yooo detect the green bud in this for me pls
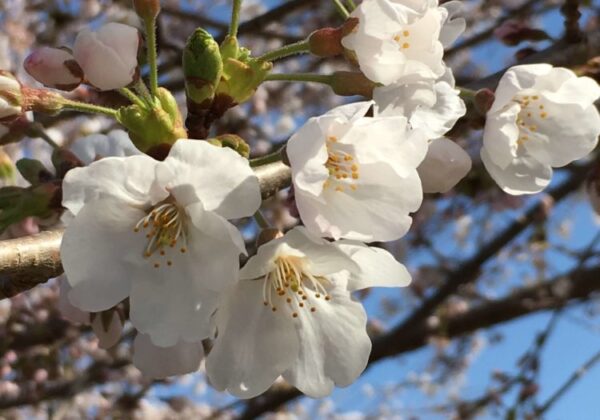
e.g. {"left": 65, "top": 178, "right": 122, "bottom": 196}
{"left": 16, "top": 158, "right": 53, "bottom": 185}
{"left": 217, "top": 53, "right": 272, "bottom": 105}
{"left": 183, "top": 28, "right": 223, "bottom": 107}
{"left": 117, "top": 88, "right": 187, "bottom": 152}
{"left": 208, "top": 134, "right": 250, "bottom": 158}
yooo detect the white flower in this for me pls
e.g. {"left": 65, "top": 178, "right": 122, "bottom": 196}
{"left": 0, "top": 72, "right": 21, "bottom": 120}
{"left": 417, "top": 137, "right": 471, "bottom": 193}
{"left": 287, "top": 102, "right": 427, "bottom": 242}
{"left": 60, "top": 140, "right": 261, "bottom": 347}
{"left": 342, "top": 0, "right": 464, "bottom": 85}
{"left": 481, "top": 64, "right": 600, "bottom": 195}
{"left": 24, "top": 47, "right": 83, "bottom": 91}
{"left": 133, "top": 333, "right": 204, "bottom": 379}
{"left": 70, "top": 129, "right": 141, "bottom": 165}
{"left": 73, "top": 22, "right": 140, "bottom": 91}
{"left": 375, "top": 68, "right": 466, "bottom": 140}
{"left": 206, "top": 227, "right": 411, "bottom": 398}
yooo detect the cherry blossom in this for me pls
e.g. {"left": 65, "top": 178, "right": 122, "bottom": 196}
{"left": 206, "top": 227, "right": 411, "bottom": 398}
{"left": 73, "top": 22, "right": 140, "bottom": 91}
{"left": 24, "top": 47, "right": 83, "bottom": 91}
{"left": 418, "top": 137, "right": 471, "bottom": 193}
{"left": 481, "top": 64, "right": 600, "bottom": 195}
{"left": 60, "top": 140, "right": 261, "bottom": 347}
{"left": 287, "top": 101, "right": 427, "bottom": 242}
{"left": 342, "top": 0, "right": 465, "bottom": 85}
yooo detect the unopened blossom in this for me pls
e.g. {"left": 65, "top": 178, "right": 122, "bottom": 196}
{"left": 61, "top": 140, "right": 261, "bottom": 347}
{"left": 24, "top": 47, "right": 83, "bottom": 91}
{"left": 206, "top": 227, "right": 411, "bottom": 398}
{"left": 133, "top": 334, "right": 203, "bottom": 379}
{"left": 481, "top": 64, "right": 600, "bottom": 195}
{"left": 0, "top": 72, "right": 21, "bottom": 120}
{"left": 73, "top": 22, "right": 140, "bottom": 91}
{"left": 342, "top": 0, "right": 465, "bottom": 85}
{"left": 418, "top": 137, "right": 471, "bottom": 193}
{"left": 375, "top": 69, "right": 466, "bottom": 140}
{"left": 287, "top": 101, "right": 427, "bottom": 241}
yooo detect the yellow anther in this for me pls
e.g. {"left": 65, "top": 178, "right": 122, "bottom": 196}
{"left": 403, "top": 30, "right": 410, "bottom": 36}
{"left": 335, "top": 186, "right": 344, "bottom": 192}
{"left": 541, "top": 112, "right": 548, "bottom": 119}
{"left": 402, "top": 42, "right": 410, "bottom": 49}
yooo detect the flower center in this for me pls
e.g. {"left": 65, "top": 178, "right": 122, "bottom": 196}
{"left": 133, "top": 201, "right": 188, "bottom": 268}
{"left": 262, "top": 255, "right": 331, "bottom": 318}
{"left": 393, "top": 30, "right": 411, "bottom": 50}
{"left": 323, "top": 135, "right": 360, "bottom": 193}
{"left": 513, "top": 93, "right": 549, "bottom": 146}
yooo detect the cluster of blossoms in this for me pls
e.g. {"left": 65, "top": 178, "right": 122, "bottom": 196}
{"left": 0, "top": 0, "right": 599, "bottom": 399}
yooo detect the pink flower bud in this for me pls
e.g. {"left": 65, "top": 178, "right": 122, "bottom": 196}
{"left": 73, "top": 22, "right": 140, "bottom": 91}
{"left": 24, "top": 47, "right": 83, "bottom": 91}
{"left": 133, "top": 0, "right": 161, "bottom": 20}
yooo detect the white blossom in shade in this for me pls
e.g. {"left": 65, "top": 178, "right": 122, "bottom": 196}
{"left": 418, "top": 137, "right": 471, "bottom": 193}
{"left": 0, "top": 72, "right": 21, "bottom": 120}
{"left": 73, "top": 22, "right": 140, "bottom": 91}
{"left": 24, "top": 47, "right": 83, "bottom": 91}
{"left": 481, "top": 64, "right": 600, "bottom": 195}
{"left": 57, "top": 276, "right": 123, "bottom": 349}
{"left": 206, "top": 227, "right": 411, "bottom": 398}
{"left": 133, "top": 333, "right": 204, "bottom": 379}
{"left": 70, "top": 130, "right": 140, "bottom": 164}
{"left": 287, "top": 101, "right": 427, "bottom": 242}
{"left": 342, "top": 0, "right": 464, "bottom": 85}
{"left": 375, "top": 68, "right": 466, "bottom": 140}
{"left": 60, "top": 140, "right": 261, "bottom": 347}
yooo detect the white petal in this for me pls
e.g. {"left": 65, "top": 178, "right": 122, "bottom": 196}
{"left": 490, "top": 64, "right": 553, "bottom": 113}
{"left": 157, "top": 140, "right": 260, "bottom": 219}
{"left": 418, "top": 137, "right": 472, "bottom": 193}
{"left": 337, "top": 241, "right": 412, "bottom": 291}
{"left": 481, "top": 147, "right": 552, "bottom": 195}
{"left": 62, "top": 155, "right": 162, "bottom": 215}
{"left": 482, "top": 103, "right": 521, "bottom": 169}
{"left": 409, "top": 81, "right": 466, "bottom": 139}
{"left": 439, "top": 1, "right": 466, "bottom": 48}
{"left": 61, "top": 198, "right": 145, "bottom": 312}
{"left": 57, "top": 275, "right": 89, "bottom": 324}
{"left": 323, "top": 101, "right": 374, "bottom": 122}
{"left": 282, "top": 283, "right": 370, "bottom": 397}
{"left": 133, "top": 334, "right": 203, "bottom": 379}
{"left": 206, "top": 281, "right": 299, "bottom": 398}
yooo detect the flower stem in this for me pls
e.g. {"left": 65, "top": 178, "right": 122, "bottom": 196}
{"left": 459, "top": 87, "right": 477, "bottom": 100}
{"left": 332, "top": 0, "right": 350, "bottom": 18}
{"left": 344, "top": 0, "right": 357, "bottom": 10}
{"left": 264, "top": 73, "right": 333, "bottom": 85}
{"left": 28, "top": 124, "right": 59, "bottom": 149}
{"left": 254, "top": 210, "right": 271, "bottom": 229}
{"left": 144, "top": 16, "right": 159, "bottom": 97}
{"left": 119, "top": 88, "right": 146, "bottom": 108}
{"left": 134, "top": 79, "right": 154, "bottom": 105}
{"left": 61, "top": 99, "right": 118, "bottom": 117}
{"left": 250, "top": 148, "right": 284, "bottom": 167}
{"left": 229, "top": 0, "right": 243, "bottom": 38}
{"left": 257, "top": 40, "right": 311, "bottom": 62}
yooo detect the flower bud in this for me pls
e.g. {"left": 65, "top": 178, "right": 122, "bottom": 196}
{"left": 418, "top": 138, "right": 472, "bottom": 194}
{"left": 308, "top": 18, "right": 358, "bottom": 57}
{"left": 133, "top": 0, "right": 160, "bottom": 20}
{"left": 207, "top": 134, "right": 250, "bottom": 158}
{"left": 0, "top": 71, "right": 22, "bottom": 121}
{"left": 117, "top": 87, "right": 187, "bottom": 152}
{"left": 73, "top": 22, "right": 140, "bottom": 91}
{"left": 24, "top": 47, "right": 83, "bottom": 91}
{"left": 330, "top": 71, "right": 376, "bottom": 97}
{"left": 474, "top": 88, "right": 495, "bottom": 115}
{"left": 183, "top": 28, "right": 223, "bottom": 107}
